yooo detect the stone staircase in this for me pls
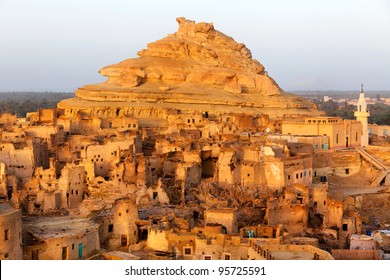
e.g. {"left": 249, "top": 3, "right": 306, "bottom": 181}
{"left": 370, "top": 170, "right": 390, "bottom": 187}
{"left": 356, "top": 147, "right": 390, "bottom": 186}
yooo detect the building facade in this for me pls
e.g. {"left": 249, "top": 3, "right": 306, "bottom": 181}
{"left": 282, "top": 117, "right": 362, "bottom": 149}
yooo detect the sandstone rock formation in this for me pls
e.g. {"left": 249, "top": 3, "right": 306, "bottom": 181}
{"left": 102, "top": 17, "right": 278, "bottom": 95}
{"left": 59, "top": 18, "right": 320, "bottom": 119}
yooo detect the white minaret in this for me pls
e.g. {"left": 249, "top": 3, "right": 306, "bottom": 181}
{"left": 354, "top": 84, "right": 370, "bottom": 147}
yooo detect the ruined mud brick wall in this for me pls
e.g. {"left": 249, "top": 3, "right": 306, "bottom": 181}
{"left": 204, "top": 209, "right": 238, "bottom": 234}
{"left": 25, "top": 125, "right": 63, "bottom": 153}
{"left": 146, "top": 227, "right": 170, "bottom": 251}
{"left": 323, "top": 200, "right": 343, "bottom": 229}
{"left": 310, "top": 185, "right": 329, "bottom": 215}
{"left": 0, "top": 163, "right": 7, "bottom": 199}
{"left": 0, "top": 143, "right": 34, "bottom": 186}
{"left": 267, "top": 201, "right": 308, "bottom": 234}
{"left": 0, "top": 113, "right": 17, "bottom": 128}
{"left": 339, "top": 213, "right": 363, "bottom": 247}
{"left": 58, "top": 164, "right": 87, "bottom": 209}
{"left": 85, "top": 140, "right": 136, "bottom": 177}
{"left": 0, "top": 203, "right": 22, "bottom": 260}
{"left": 332, "top": 249, "right": 381, "bottom": 260}
{"left": 106, "top": 198, "right": 138, "bottom": 249}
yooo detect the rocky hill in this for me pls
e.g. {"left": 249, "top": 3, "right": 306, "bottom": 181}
{"left": 59, "top": 18, "right": 321, "bottom": 118}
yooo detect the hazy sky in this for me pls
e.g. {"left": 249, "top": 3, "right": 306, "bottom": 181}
{"left": 0, "top": 0, "right": 389, "bottom": 92}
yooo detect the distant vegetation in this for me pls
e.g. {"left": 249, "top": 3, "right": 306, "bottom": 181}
{"left": 292, "top": 90, "right": 390, "bottom": 100}
{"left": 1, "top": 90, "right": 389, "bottom": 125}
{"left": 292, "top": 90, "right": 390, "bottom": 125}
{"left": 0, "top": 92, "right": 74, "bottom": 117}
{"left": 318, "top": 100, "right": 390, "bottom": 125}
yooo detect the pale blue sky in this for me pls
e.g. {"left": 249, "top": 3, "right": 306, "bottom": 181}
{"left": 0, "top": 0, "right": 389, "bottom": 92}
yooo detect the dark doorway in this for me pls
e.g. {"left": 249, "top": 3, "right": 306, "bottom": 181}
{"left": 202, "top": 158, "right": 216, "bottom": 178}
{"left": 139, "top": 227, "right": 148, "bottom": 241}
{"left": 272, "top": 227, "right": 277, "bottom": 238}
{"left": 193, "top": 210, "right": 199, "bottom": 219}
{"left": 346, "top": 137, "right": 349, "bottom": 147}
{"left": 62, "top": 247, "right": 68, "bottom": 260}
{"left": 121, "top": 235, "right": 127, "bottom": 247}
{"left": 32, "top": 250, "right": 39, "bottom": 260}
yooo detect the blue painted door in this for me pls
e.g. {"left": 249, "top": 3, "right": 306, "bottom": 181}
{"left": 78, "top": 243, "right": 83, "bottom": 259}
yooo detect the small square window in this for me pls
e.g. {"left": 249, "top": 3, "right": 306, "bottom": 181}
{"left": 184, "top": 248, "right": 192, "bottom": 255}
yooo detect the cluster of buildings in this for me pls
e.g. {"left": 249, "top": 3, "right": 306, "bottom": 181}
{"left": 0, "top": 87, "right": 389, "bottom": 261}
{"left": 2, "top": 18, "right": 390, "bottom": 261}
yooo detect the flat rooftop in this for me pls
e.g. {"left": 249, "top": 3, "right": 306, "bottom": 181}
{"left": 0, "top": 203, "right": 20, "bottom": 216}
{"left": 23, "top": 216, "right": 99, "bottom": 239}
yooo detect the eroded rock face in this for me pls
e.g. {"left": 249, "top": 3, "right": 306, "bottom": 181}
{"left": 100, "top": 17, "right": 279, "bottom": 95}
{"left": 59, "top": 17, "right": 320, "bottom": 118}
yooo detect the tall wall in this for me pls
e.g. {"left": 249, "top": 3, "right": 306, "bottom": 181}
{"left": 0, "top": 143, "right": 34, "bottom": 186}
{"left": 204, "top": 209, "right": 237, "bottom": 234}
{"left": 0, "top": 203, "right": 22, "bottom": 260}
{"left": 107, "top": 198, "right": 139, "bottom": 249}
{"left": 58, "top": 164, "right": 87, "bottom": 208}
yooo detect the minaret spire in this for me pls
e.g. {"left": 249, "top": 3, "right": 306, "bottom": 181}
{"left": 354, "top": 84, "right": 370, "bottom": 147}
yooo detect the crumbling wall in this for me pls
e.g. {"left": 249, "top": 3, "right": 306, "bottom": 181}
{"left": 146, "top": 228, "right": 170, "bottom": 251}
{"left": 0, "top": 143, "right": 34, "bottom": 186}
{"left": 263, "top": 159, "right": 285, "bottom": 191}
{"left": 323, "top": 199, "right": 343, "bottom": 230}
{"left": 331, "top": 249, "right": 381, "bottom": 260}
{"left": 0, "top": 204, "right": 22, "bottom": 260}
{"left": 267, "top": 200, "right": 308, "bottom": 234}
{"left": 310, "top": 185, "right": 328, "bottom": 215}
{"left": 204, "top": 209, "right": 237, "bottom": 234}
{"left": 107, "top": 198, "right": 139, "bottom": 249}
{"left": 58, "top": 164, "right": 87, "bottom": 209}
